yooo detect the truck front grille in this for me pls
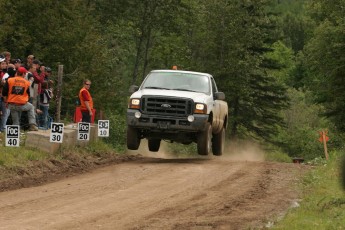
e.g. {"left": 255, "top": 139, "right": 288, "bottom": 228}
{"left": 141, "top": 96, "right": 193, "bottom": 116}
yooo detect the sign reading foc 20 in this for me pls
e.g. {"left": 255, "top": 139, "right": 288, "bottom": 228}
{"left": 78, "top": 122, "right": 90, "bottom": 141}
{"left": 6, "top": 125, "right": 20, "bottom": 147}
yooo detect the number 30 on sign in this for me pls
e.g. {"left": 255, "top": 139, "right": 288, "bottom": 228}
{"left": 50, "top": 123, "right": 64, "bottom": 143}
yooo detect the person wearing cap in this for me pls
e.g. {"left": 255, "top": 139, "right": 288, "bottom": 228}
{"left": 78, "top": 79, "right": 93, "bottom": 123}
{"left": 0, "top": 56, "right": 7, "bottom": 80}
{"left": 3, "top": 51, "right": 11, "bottom": 64}
{"left": 0, "top": 56, "right": 6, "bottom": 130}
{"left": 2, "top": 67, "right": 39, "bottom": 131}
{"left": 12, "top": 58, "right": 22, "bottom": 70}
{"left": 25, "top": 54, "right": 35, "bottom": 70}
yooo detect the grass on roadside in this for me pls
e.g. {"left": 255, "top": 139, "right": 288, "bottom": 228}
{"left": 273, "top": 150, "right": 345, "bottom": 229}
{"left": 0, "top": 138, "right": 118, "bottom": 169}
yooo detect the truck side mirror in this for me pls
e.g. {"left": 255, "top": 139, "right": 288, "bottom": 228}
{"left": 129, "top": 85, "right": 139, "bottom": 93}
{"left": 215, "top": 92, "right": 225, "bottom": 100}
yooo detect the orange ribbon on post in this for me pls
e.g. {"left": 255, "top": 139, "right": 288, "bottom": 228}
{"left": 318, "top": 130, "right": 329, "bottom": 160}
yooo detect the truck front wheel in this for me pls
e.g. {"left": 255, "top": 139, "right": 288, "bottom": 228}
{"left": 148, "top": 139, "right": 161, "bottom": 152}
{"left": 127, "top": 126, "right": 141, "bottom": 150}
{"left": 197, "top": 123, "right": 212, "bottom": 155}
{"left": 212, "top": 127, "right": 225, "bottom": 156}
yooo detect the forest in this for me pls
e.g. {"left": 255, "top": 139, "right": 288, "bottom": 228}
{"left": 0, "top": 0, "right": 344, "bottom": 158}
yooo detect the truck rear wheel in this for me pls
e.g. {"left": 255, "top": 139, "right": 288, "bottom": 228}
{"left": 197, "top": 123, "right": 212, "bottom": 155}
{"left": 148, "top": 139, "right": 161, "bottom": 152}
{"left": 212, "top": 127, "right": 225, "bottom": 156}
{"left": 127, "top": 126, "right": 141, "bottom": 150}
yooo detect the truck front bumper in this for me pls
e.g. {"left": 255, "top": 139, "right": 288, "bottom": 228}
{"left": 127, "top": 109, "right": 209, "bottom": 133}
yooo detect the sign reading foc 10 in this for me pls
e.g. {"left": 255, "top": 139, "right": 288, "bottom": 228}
{"left": 98, "top": 120, "right": 110, "bottom": 137}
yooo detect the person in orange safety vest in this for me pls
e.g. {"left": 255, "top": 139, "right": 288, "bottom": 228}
{"left": 2, "top": 67, "right": 38, "bottom": 131}
{"left": 78, "top": 79, "right": 93, "bottom": 123}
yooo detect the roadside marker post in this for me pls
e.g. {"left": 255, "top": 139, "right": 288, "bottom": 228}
{"left": 318, "top": 130, "right": 329, "bottom": 160}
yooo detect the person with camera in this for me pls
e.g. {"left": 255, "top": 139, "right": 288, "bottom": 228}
{"left": 2, "top": 67, "right": 38, "bottom": 131}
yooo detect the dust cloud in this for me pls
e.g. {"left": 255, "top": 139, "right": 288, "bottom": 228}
{"left": 127, "top": 139, "right": 265, "bottom": 162}
{"left": 126, "top": 139, "right": 177, "bottom": 159}
{"left": 221, "top": 140, "right": 265, "bottom": 162}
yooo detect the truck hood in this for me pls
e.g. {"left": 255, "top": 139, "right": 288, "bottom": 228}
{"left": 131, "top": 89, "right": 210, "bottom": 103}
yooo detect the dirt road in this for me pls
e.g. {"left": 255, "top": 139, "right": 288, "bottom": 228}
{"left": 0, "top": 154, "right": 304, "bottom": 230}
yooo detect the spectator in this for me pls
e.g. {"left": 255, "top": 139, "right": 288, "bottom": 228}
{"left": 44, "top": 67, "right": 53, "bottom": 81}
{"left": 0, "top": 56, "right": 9, "bottom": 131}
{"left": 78, "top": 79, "right": 93, "bottom": 123}
{"left": 0, "top": 55, "right": 7, "bottom": 79}
{"left": 2, "top": 51, "right": 11, "bottom": 64}
{"left": 2, "top": 67, "right": 38, "bottom": 131}
{"left": 12, "top": 58, "right": 22, "bottom": 69}
{"left": 25, "top": 54, "right": 35, "bottom": 70}
{"left": 26, "top": 65, "right": 36, "bottom": 103}
{"left": 38, "top": 81, "right": 53, "bottom": 129}
{"left": 31, "top": 61, "right": 45, "bottom": 94}
{"left": 2, "top": 63, "right": 16, "bottom": 81}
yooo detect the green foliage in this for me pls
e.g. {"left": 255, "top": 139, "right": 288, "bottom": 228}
{"left": 272, "top": 89, "right": 331, "bottom": 161}
{"left": 0, "top": 146, "right": 48, "bottom": 167}
{"left": 0, "top": 0, "right": 344, "bottom": 155}
{"left": 274, "top": 151, "right": 345, "bottom": 229}
{"left": 304, "top": 0, "right": 345, "bottom": 131}
{"left": 105, "top": 111, "right": 127, "bottom": 153}
{"left": 166, "top": 142, "right": 198, "bottom": 157}
{"left": 264, "top": 149, "right": 292, "bottom": 163}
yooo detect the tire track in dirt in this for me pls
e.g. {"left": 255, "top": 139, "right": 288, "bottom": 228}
{"left": 0, "top": 157, "right": 305, "bottom": 230}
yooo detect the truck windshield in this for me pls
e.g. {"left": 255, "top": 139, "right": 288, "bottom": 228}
{"left": 141, "top": 72, "right": 210, "bottom": 94}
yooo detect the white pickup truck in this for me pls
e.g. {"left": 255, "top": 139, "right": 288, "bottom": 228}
{"left": 127, "top": 69, "right": 228, "bottom": 155}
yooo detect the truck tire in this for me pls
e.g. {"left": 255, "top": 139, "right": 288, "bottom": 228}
{"left": 212, "top": 127, "right": 225, "bottom": 156}
{"left": 148, "top": 139, "right": 161, "bottom": 152}
{"left": 197, "top": 122, "right": 212, "bottom": 155}
{"left": 127, "top": 126, "right": 140, "bottom": 150}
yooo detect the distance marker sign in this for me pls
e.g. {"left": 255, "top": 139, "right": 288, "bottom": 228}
{"left": 78, "top": 122, "right": 90, "bottom": 141}
{"left": 98, "top": 120, "right": 110, "bottom": 137}
{"left": 6, "top": 125, "right": 20, "bottom": 147}
{"left": 50, "top": 123, "right": 64, "bottom": 143}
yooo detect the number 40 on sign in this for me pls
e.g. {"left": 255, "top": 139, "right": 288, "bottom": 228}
{"left": 6, "top": 125, "right": 20, "bottom": 147}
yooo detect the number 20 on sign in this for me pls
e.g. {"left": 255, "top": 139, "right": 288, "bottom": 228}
{"left": 78, "top": 122, "right": 90, "bottom": 141}
{"left": 6, "top": 125, "right": 20, "bottom": 147}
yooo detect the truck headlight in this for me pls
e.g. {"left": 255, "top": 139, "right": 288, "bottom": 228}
{"left": 187, "top": 115, "right": 195, "bottom": 122}
{"left": 129, "top": 98, "right": 140, "bottom": 109}
{"left": 194, "top": 103, "right": 207, "bottom": 114}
